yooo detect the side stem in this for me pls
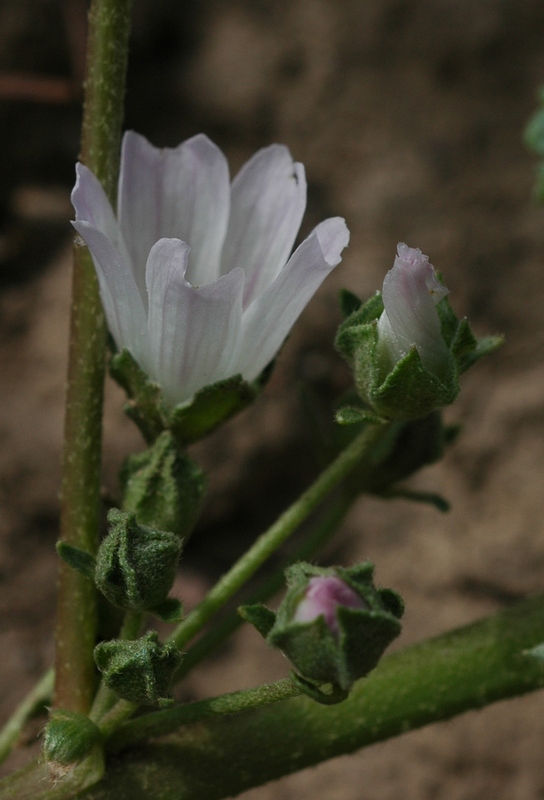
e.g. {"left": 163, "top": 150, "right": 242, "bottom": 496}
{"left": 54, "top": 0, "right": 132, "bottom": 713}
{"left": 168, "top": 422, "right": 387, "bottom": 652}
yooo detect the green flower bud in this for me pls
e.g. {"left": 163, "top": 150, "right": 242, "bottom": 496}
{"left": 94, "top": 632, "right": 182, "bottom": 706}
{"left": 43, "top": 710, "right": 102, "bottom": 768}
{"left": 120, "top": 431, "right": 206, "bottom": 540}
{"left": 241, "top": 562, "right": 403, "bottom": 702}
{"left": 95, "top": 509, "right": 182, "bottom": 615}
{"left": 336, "top": 245, "right": 502, "bottom": 421}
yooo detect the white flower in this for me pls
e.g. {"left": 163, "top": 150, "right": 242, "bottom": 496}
{"left": 377, "top": 243, "right": 450, "bottom": 377}
{"left": 72, "top": 132, "right": 349, "bottom": 408}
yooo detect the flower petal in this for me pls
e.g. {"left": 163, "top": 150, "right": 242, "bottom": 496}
{"left": 145, "top": 238, "right": 244, "bottom": 407}
{"left": 235, "top": 217, "right": 349, "bottom": 381}
{"left": 72, "top": 163, "right": 120, "bottom": 246}
{"left": 220, "top": 145, "right": 307, "bottom": 308}
{"left": 72, "top": 220, "right": 148, "bottom": 364}
{"left": 378, "top": 244, "right": 450, "bottom": 374}
{"left": 118, "top": 131, "right": 230, "bottom": 290}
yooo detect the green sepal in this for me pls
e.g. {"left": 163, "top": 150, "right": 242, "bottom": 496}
{"left": 120, "top": 431, "right": 206, "bottom": 540}
{"left": 335, "top": 406, "right": 383, "bottom": 426}
{"left": 260, "top": 562, "right": 403, "bottom": 695}
{"left": 338, "top": 288, "right": 363, "bottom": 318}
{"left": 95, "top": 509, "right": 182, "bottom": 612}
{"left": 56, "top": 542, "right": 96, "bottom": 580}
{"left": 109, "top": 349, "right": 268, "bottom": 446}
{"left": 238, "top": 604, "right": 277, "bottom": 638}
{"left": 369, "top": 344, "right": 458, "bottom": 420}
{"left": 94, "top": 631, "right": 182, "bottom": 706}
{"left": 43, "top": 710, "right": 102, "bottom": 767}
{"left": 110, "top": 349, "right": 166, "bottom": 444}
{"left": 380, "top": 487, "right": 450, "bottom": 512}
{"left": 289, "top": 672, "right": 349, "bottom": 706}
{"left": 524, "top": 642, "right": 544, "bottom": 661}
{"left": 169, "top": 374, "right": 259, "bottom": 448}
{"left": 151, "top": 597, "right": 183, "bottom": 623}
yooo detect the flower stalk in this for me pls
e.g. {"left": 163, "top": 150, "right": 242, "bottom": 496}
{"left": 54, "top": 0, "right": 132, "bottom": 713}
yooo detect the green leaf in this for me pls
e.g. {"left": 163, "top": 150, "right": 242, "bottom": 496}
{"left": 151, "top": 597, "right": 183, "bottom": 623}
{"left": 238, "top": 604, "right": 277, "bottom": 638}
{"left": 56, "top": 542, "right": 96, "bottom": 580}
{"left": 338, "top": 288, "right": 362, "bottom": 318}
{"left": 335, "top": 406, "right": 382, "bottom": 426}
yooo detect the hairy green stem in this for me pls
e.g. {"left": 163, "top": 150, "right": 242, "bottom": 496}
{"left": 3, "top": 596, "right": 544, "bottom": 800}
{"left": 0, "top": 669, "right": 54, "bottom": 766}
{"left": 109, "top": 678, "right": 301, "bottom": 750}
{"left": 54, "top": 0, "right": 132, "bottom": 714}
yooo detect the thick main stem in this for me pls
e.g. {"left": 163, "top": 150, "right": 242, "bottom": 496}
{"left": 54, "top": 0, "right": 132, "bottom": 713}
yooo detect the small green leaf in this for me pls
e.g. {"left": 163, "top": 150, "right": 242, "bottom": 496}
{"left": 151, "top": 597, "right": 183, "bottom": 623}
{"left": 238, "top": 604, "right": 277, "bottom": 638}
{"left": 56, "top": 542, "right": 96, "bottom": 580}
{"left": 338, "top": 288, "right": 362, "bottom": 318}
{"left": 335, "top": 406, "right": 382, "bottom": 426}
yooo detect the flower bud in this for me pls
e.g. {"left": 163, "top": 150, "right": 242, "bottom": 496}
{"left": 95, "top": 509, "right": 182, "bottom": 617}
{"left": 94, "top": 631, "right": 182, "bottom": 706}
{"left": 43, "top": 710, "right": 102, "bottom": 768}
{"left": 241, "top": 562, "right": 403, "bottom": 702}
{"left": 335, "top": 244, "right": 502, "bottom": 420}
{"left": 120, "top": 431, "right": 206, "bottom": 540}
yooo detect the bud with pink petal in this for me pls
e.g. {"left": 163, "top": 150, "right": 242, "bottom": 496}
{"left": 336, "top": 243, "right": 502, "bottom": 421}
{"left": 240, "top": 562, "right": 403, "bottom": 704}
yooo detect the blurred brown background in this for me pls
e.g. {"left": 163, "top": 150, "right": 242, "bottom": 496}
{"left": 2, "top": 0, "right": 544, "bottom": 797}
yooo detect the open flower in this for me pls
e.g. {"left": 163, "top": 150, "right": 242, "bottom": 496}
{"left": 377, "top": 243, "right": 450, "bottom": 378}
{"left": 72, "top": 132, "right": 349, "bottom": 409}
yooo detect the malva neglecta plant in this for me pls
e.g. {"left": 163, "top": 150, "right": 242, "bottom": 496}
{"left": 1, "top": 2, "right": 544, "bottom": 799}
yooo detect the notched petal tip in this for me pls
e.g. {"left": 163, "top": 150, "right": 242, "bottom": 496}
{"left": 314, "top": 217, "right": 350, "bottom": 267}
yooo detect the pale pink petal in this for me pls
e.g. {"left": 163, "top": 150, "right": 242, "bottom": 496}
{"left": 235, "top": 217, "right": 349, "bottom": 381}
{"left": 220, "top": 145, "right": 307, "bottom": 308}
{"left": 145, "top": 238, "right": 244, "bottom": 408}
{"left": 378, "top": 243, "right": 449, "bottom": 375}
{"left": 72, "top": 163, "right": 120, "bottom": 246}
{"left": 118, "top": 131, "right": 230, "bottom": 290}
{"left": 72, "top": 220, "right": 148, "bottom": 363}
{"left": 294, "top": 576, "right": 365, "bottom": 636}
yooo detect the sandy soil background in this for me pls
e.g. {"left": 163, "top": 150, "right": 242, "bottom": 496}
{"left": 2, "top": 1, "right": 544, "bottom": 798}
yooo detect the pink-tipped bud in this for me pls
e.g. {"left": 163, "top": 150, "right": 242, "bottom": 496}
{"left": 377, "top": 243, "right": 450, "bottom": 377}
{"left": 293, "top": 576, "right": 367, "bottom": 637}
